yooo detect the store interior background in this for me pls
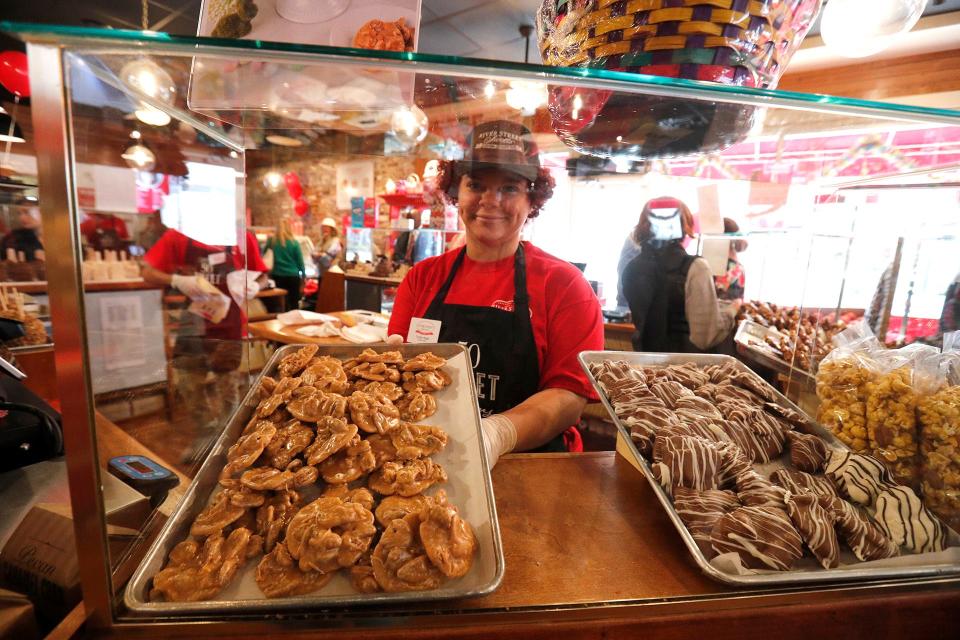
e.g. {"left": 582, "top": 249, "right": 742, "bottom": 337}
{"left": 0, "top": 6, "right": 957, "bottom": 634}
{"left": 0, "top": 2, "right": 958, "bottom": 454}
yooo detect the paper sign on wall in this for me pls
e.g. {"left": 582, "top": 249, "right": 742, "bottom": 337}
{"left": 100, "top": 295, "right": 147, "bottom": 371}
{"left": 337, "top": 161, "right": 375, "bottom": 210}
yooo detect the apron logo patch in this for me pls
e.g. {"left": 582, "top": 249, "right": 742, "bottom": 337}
{"left": 491, "top": 299, "right": 514, "bottom": 312}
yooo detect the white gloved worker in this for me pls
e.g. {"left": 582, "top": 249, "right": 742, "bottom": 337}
{"left": 171, "top": 273, "right": 210, "bottom": 300}
{"left": 480, "top": 414, "right": 517, "bottom": 470}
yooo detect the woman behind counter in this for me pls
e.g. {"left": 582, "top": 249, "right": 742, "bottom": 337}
{"left": 622, "top": 198, "right": 739, "bottom": 353}
{"left": 314, "top": 217, "right": 342, "bottom": 277}
{"left": 388, "top": 120, "right": 604, "bottom": 466}
{"left": 264, "top": 216, "right": 305, "bottom": 311}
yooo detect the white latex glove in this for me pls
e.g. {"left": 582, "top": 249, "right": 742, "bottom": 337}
{"left": 480, "top": 414, "right": 517, "bottom": 470}
{"left": 171, "top": 273, "right": 208, "bottom": 300}
{"left": 385, "top": 333, "right": 404, "bottom": 345}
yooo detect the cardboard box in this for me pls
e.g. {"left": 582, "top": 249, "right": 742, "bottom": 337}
{"left": 0, "top": 504, "right": 81, "bottom": 620}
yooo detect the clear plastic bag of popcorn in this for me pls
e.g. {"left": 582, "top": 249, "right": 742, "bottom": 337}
{"left": 815, "top": 322, "right": 881, "bottom": 453}
{"left": 917, "top": 331, "right": 960, "bottom": 530}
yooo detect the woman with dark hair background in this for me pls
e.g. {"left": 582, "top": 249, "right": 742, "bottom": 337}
{"left": 387, "top": 120, "right": 604, "bottom": 467}
{"left": 622, "top": 197, "right": 739, "bottom": 353}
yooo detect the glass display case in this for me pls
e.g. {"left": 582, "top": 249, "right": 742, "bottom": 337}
{"left": 4, "top": 20, "right": 960, "bottom": 635}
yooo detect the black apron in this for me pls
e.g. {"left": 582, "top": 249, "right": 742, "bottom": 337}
{"left": 172, "top": 240, "right": 244, "bottom": 372}
{"left": 423, "top": 244, "right": 567, "bottom": 452}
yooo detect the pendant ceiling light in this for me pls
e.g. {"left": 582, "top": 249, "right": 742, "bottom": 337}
{"left": 389, "top": 105, "right": 428, "bottom": 147}
{"left": 120, "top": 2, "right": 177, "bottom": 126}
{"left": 121, "top": 142, "right": 156, "bottom": 171}
{"left": 506, "top": 81, "right": 547, "bottom": 116}
{"left": 821, "top": 0, "right": 926, "bottom": 58}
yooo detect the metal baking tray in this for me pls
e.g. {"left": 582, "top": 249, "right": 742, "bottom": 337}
{"left": 579, "top": 350, "right": 960, "bottom": 586}
{"left": 125, "top": 343, "right": 504, "bottom": 616}
{"left": 734, "top": 320, "right": 816, "bottom": 385}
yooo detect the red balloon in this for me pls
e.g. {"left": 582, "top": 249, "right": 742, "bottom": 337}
{"left": 293, "top": 197, "right": 309, "bottom": 217}
{"left": 284, "top": 171, "right": 303, "bottom": 199}
{"left": 0, "top": 51, "right": 30, "bottom": 98}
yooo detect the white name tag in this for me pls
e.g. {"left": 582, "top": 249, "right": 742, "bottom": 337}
{"left": 208, "top": 252, "right": 226, "bottom": 266}
{"left": 407, "top": 317, "right": 441, "bottom": 344}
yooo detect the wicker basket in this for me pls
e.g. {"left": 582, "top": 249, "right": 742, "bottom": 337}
{"left": 536, "top": 0, "right": 822, "bottom": 159}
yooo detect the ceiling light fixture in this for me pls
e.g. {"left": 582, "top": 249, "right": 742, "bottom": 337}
{"left": 134, "top": 104, "right": 172, "bottom": 127}
{"left": 263, "top": 171, "right": 284, "bottom": 190}
{"left": 821, "top": 0, "right": 926, "bottom": 58}
{"left": 265, "top": 134, "right": 304, "bottom": 147}
{"left": 121, "top": 142, "right": 156, "bottom": 171}
{"left": 506, "top": 81, "right": 547, "bottom": 116}
{"left": 483, "top": 80, "right": 495, "bottom": 99}
{"left": 120, "top": 56, "right": 177, "bottom": 126}
{"left": 389, "top": 105, "right": 428, "bottom": 147}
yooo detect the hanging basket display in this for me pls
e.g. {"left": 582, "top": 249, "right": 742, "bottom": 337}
{"left": 536, "top": 0, "right": 822, "bottom": 160}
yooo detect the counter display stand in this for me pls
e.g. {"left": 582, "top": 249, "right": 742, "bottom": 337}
{"left": 4, "top": 20, "right": 960, "bottom": 638}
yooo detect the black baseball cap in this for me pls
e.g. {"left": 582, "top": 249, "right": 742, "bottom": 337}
{"left": 457, "top": 120, "right": 541, "bottom": 182}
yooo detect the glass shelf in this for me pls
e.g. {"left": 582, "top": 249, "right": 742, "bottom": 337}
{"left": 4, "top": 21, "right": 960, "bottom": 171}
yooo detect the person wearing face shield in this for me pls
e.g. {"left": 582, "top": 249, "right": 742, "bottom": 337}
{"left": 387, "top": 120, "right": 604, "bottom": 468}
{"left": 621, "top": 198, "right": 740, "bottom": 354}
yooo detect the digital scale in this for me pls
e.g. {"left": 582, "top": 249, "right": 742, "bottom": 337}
{"left": 107, "top": 455, "right": 179, "bottom": 508}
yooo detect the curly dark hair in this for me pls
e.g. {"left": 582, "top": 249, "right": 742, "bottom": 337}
{"left": 434, "top": 160, "right": 556, "bottom": 218}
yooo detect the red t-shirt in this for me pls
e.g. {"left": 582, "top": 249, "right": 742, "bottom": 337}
{"left": 144, "top": 229, "right": 268, "bottom": 274}
{"left": 389, "top": 242, "right": 603, "bottom": 400}
{"left": 80, "top": 214, "right": 129, "bottom": 243}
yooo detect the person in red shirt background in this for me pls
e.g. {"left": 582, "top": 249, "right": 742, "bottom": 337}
{"left": 142, "top": 227, "right": 267, "bottom": 461}
{"left": 388, "top": 120, "right": 604, "bottom": 467}
{"left": 80, "top": 212, "right": 131, "bottom": 252}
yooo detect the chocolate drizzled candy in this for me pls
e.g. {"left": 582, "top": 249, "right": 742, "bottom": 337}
{"left": 874, "top": 485, "right": 947, "bottom": 554}
{"left": 770, "top": 468, "right": 839, "bottom": 500}
{"left": 785, "top": 431, "right": 829, "bottom": 473}
{"left": 785, "top": 493, "right": 840, "bottom": 569}
{"left": 710, "top": 505, "right": 803, "bottom": 571}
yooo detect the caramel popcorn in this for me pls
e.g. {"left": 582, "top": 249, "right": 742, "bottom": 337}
{"left": 866, "top": 367, "right": 919, "bottom": 487}
{"left": 816, "top": 359, "right": 873, "bottom": 452}
{"left": 918, "top": 385, "right": 960, "bottom": 529}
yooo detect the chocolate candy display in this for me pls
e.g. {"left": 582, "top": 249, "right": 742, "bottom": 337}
{"left": 589, "top": 357, "right": 951, "bottom": 575}
{"left": 738, "top": 301, "right": 848, "bottom": 372}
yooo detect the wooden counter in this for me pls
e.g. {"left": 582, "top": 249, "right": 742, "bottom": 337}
{"left": 343, "top": 272, "right": 404, "bottom": 286}
{"left": 97, "top": 452, "right": 960, "bottom": 639}
{"left": 3, "top": 279, "right": 163, "bottom": 294}
{"left": 247, "top": 310, "right": 383, "bottom": 345}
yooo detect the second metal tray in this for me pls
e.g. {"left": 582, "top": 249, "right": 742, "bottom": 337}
{"left": 124, "top": 343, "right": 504, "bottom": 616}
{"left": 579, "top": 350, "right": 960, "bottom": 587}
{"left": 733, "top": 320, "right": 815, "bottom": 385}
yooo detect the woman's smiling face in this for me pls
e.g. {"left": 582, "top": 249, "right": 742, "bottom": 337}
{"left": 457, "top": 168, "right": 532, "bottom": 252}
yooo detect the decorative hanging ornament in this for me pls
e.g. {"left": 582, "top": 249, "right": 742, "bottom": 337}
{"left": 0, "top": 51, "right": 30, "bottom": 98}
{"left": 284, "top": 171, "right": 303, "bottom": 199}
{"left": 294, "top": 197, "right": 309, "bottom": 217}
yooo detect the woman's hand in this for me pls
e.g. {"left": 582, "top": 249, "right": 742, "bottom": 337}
{"left": 480, "top": 414, "right": 517, "bottom": 469}
{"left": 385, "top": 334, "right": 404, "bottom": 345}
